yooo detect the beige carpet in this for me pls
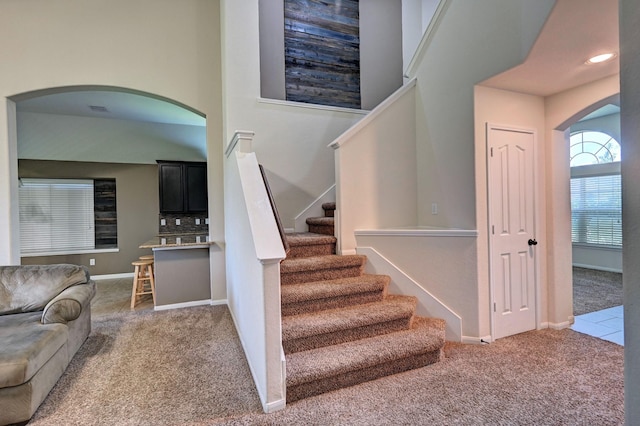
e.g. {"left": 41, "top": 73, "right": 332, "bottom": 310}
{"left": 573, "top": 267, "right": 623, "bottom": 316}
{"left": 28, "top": 305, "right": 624, "bottom": 425}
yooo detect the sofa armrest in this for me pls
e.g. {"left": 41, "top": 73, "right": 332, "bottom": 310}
{"left": 41, "top": 280, "right": 97, "bottom": 324}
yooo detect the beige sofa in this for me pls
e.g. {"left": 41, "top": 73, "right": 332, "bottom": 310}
{"left": 0, "top": 264, "right": 96, "bottom": 425}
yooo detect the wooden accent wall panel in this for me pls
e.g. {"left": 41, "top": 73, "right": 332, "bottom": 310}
{"left": 94, "top": 178, "right": 117, "bottom": 248}
{"left": 284, "top": 0, "right": 361, "bottom": 109}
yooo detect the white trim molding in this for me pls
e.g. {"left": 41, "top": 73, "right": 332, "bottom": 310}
{"left": 357, "top": 246, "right": 462, "bottom": 342}
{"left": 225, "top": 130, "right": 255, "bottom": 158}
{"left": 329, "top": 79, "right": 417, "bottom": 150}
{"left": 462, "top": 335, "right": 493, "bottom": 345}
{"left": 258, "top": 97, "right": 369, "bottom": 116}
{"left": 294, "top": 184, "right": 336, "bottom": 232}
{"left": 355, "top": 227, "right": 478, "bottom": 238}
{"left": 154, "top": 299, "right": 214, "bottom": 311}
{"left": 404, "top": 0, "right": 451, "bottom": 78}
{"left": 91, "top": 272, "right": 134, "bottom": 280}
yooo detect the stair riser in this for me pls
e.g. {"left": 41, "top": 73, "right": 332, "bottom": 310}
{"left": 281, "top": 266, "right": 363, "bottom": 285}
{"left": 287, "top": 243, "right": 336, "bottom": 258}
{"left": 282, "top": 291, "right": 385, "bottom": 317}
{"left": 307, "top": 224, "right": 335, "bottom": 236}
{"left": 323, "top": 209, "right": 334, "bottom": 217}
{"left": 286, "top": 348, "right": 444, "bottom": 402}
{"left": 284, "top": 317, "right": 414, "bottom": 354}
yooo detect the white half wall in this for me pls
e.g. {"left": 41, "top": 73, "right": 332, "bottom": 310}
{"left": 355, "top": 231, "right": 478, "bottom": 337}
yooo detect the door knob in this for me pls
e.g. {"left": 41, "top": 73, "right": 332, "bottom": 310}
{"left": 528, "top": 239, "right": 538, "bottom": 246}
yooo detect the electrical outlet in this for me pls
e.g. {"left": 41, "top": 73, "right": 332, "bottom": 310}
{"left": 431, "top": 203, "right": 438, "bottom": 215}
{"left": 176, "top": 219, "right": 181, "bottom": 226}
{"left": 160, "top": 219, "right": 166, "bottom": 226}
{"left": 205, "top": 218, "right": 209, "bottom": 225}
{"left": 195, "top": 218, "right": 201, "bottom": 225}
{"left": 89, "top": 258, "right": 96, "bottom": 266}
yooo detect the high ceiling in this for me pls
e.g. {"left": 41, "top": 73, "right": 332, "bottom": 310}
{"left": 481, "top": 0, "right": 619, "bottom": 97}
{"left": 15, "top": 0, "right": 620, "bottom": 165}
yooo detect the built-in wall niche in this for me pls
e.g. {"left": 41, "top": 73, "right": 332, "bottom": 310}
{"left": 259, "top": 0, "right": 403, "bottom": 111}
{"left": 284, "top": 0, "right": 361, "bottom": 109}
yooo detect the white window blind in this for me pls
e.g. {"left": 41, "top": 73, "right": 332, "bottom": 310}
{"left": 570, "top": 174, "right": 622, "bottom": 246}
{"left": 19, "top": 179, "right": 95, "bottom": 255}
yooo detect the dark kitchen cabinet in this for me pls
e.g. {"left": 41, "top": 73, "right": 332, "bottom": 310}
{"left": 158, "top": 161, "right": 208, "bottom": 213}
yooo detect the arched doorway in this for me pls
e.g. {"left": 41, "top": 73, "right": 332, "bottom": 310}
{"left": 10, "top": 86, "right": 207, "bottom": 276}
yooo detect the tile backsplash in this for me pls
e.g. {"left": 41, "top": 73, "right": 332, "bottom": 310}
{"left": 159, "top": 213, "right": 209, "bottom": 235}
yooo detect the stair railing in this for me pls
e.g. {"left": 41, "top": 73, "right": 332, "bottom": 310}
{"left": 259, "top": 164, "right": 290, "bottom": 256}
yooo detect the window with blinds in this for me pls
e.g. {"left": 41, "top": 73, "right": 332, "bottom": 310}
{"left": 570, "top": 174, "right": 622, "bottom": 246}
{"left": 19, "top": 179, "right": 95, "bottom": 255}
{"left": 569, "top": 130, "right": 622, "bottom": 248}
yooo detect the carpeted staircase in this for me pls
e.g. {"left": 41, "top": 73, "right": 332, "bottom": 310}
{"left": 281, "top": 202, "right": 446, "bottom": 402}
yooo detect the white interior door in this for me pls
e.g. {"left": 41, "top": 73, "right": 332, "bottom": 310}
{"left": 488, "top": 125, "right": 537, "bottom": 340}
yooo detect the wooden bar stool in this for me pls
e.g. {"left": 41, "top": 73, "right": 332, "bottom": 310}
{"left": 139, "top": 254, "right": 154, "bottom": 261}
{"left": 130, "top": 259, "right": 156, "bottom": 309}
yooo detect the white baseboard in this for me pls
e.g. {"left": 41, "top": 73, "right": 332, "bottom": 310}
{"left": 573, "top": 263, "right": 622, "bottom": 274}
{"left": 462, "top": 335, "right": 492, "bottom": 344}
{"left": 542, "top": 318, "right": 574, "bottom": 330}
{"left": 264, "top": 398, "right": 286, "bottom": 413}
{"left": 294, "top": 185, "right": 336, "bottom": 232}
{"left": 154, "top": 299, "right": 215, "bottom": 311}
{"left": 357, "top": 246, "right": 463, "bottom": 342}
{"left": 91, "top": 272, "right": 134, "bottom": 280}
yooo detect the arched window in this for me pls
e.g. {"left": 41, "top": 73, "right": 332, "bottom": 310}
{"left": 570, "top": 130, "right": 621, "bottom": 166}
{"left": 570, "top": 131, "right": 622, "bottom": 247}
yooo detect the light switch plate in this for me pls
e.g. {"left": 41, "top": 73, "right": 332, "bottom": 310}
{"left": 176, "top": 219, "right": 181, "bottom": 225}
{"left": 205, "top": 218, "right": 209, "bottom": 225}
{"left": 195, "top": 218, "right": 201, "bottom": 225}
{"left": 160, "top": 219, "right": 166, "bottom": 226}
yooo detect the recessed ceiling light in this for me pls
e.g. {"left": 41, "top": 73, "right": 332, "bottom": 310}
{"left": 586, "top": 53, "right": 616, "bottom": 64}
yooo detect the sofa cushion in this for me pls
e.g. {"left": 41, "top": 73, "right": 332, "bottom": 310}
{"left": 0, "top": 264, "right": 90, "bottom": 315}
{"left": 0, "top": 312, "right": 68, "bottom": 387}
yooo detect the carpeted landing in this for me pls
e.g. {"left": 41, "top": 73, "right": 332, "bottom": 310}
{"left": 280, "top": 203, "right": 445, "bottom": 401}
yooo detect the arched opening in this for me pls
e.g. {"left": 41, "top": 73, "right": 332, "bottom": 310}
{"left": 560, "top": 102, "right": 623, "bottom": 345}
{"left": 10, "top": 85, "right": 208, "bottom": 284}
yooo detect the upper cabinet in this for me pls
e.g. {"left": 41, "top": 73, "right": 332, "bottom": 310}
{"left": 158, "top": 161, "right": 208, "bottom": 214}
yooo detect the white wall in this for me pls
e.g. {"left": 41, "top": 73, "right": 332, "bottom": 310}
{"left": 18, "top": 112, "right": 206, "bottom": 164}
{"left": 259, "top": 0, "right": 285, "bottom": 101}
{"left": 0, "top": 0, "right": 224, "bottom": 302}
{"left": 410, "top": 0, "right": 555, "bottom": 230}
{"left": 474, "top": 85, "right": 547, "bottom": 336}
{"left": 401, "top": 0, "right": 439, "bottom": 74}
{"left": 332, "top": 82, "right": 418, "bottom": 254}
{"left": 357, "top": 233, "right": 477, "bottom": 337}
{"left": 360, "top": 0, "right": 403, "bottom": 110}
{"left": 222, "top": 0, "right": 366, "bottom": 230}
{"left": 570, "top": 112, "right": 622, "bottom": 272}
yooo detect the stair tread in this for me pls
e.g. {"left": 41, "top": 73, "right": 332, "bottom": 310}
{"left": 322, "top": 202, "right": 336, "bottom": 210}
{"left": 285, "top": 232, "right": 337, "bottom": 246}
{"left": 281, "top": 274, "right": 389, "bottom": 304}
{"left": 281, "top": 255, "right": 366, "bottom": 273}
{"left": 286, "top": 316, "right": 445, "bottom": 387}
{"left": 282, "top": 295, "right": 416, "bottom": 341}
{"left": 306, "top": 217, "right": 335, "bottom": 225}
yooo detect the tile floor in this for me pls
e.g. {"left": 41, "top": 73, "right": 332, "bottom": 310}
{"left": 91, "top": 277, "right": 154, "bottom": 317}
{"left": 571, "top": 305, "right": 624, "bottom": 345}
